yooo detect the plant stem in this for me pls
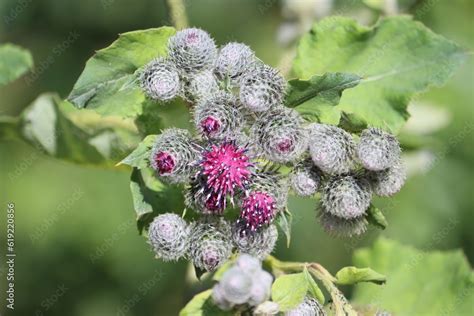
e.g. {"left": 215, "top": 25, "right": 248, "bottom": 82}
{"left": 265, "top": 256, "right": 358, "bottom": 316}
{"left": 166, "top": 0, "right": 188, "bottom": 30}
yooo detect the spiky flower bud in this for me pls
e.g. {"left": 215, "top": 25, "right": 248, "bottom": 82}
{"left": 140, "top": 58, "right": 180, "bottom": 101}
{"left": 218, "top": 266, "right": 253, "bottom": 304}
{"left": 193, "top": 141, "right": 253, "bottom": 212}
{"left": 357, "top": 127, "right": 401, "bottom": 171}
{"left": 188, "top": 218, "right": 232, "bottom": 272}
{"left": 318, "top": 210, "right": 368, "bottom": 238}
{"left": 168, "top": 28, "right": 217, "bottom": 75}
{"left": 321, "top": 174, "right": 372, "bottom": 219}
{"left": 368, "top": 160, "right": 406, "bottom": 197}
{"left": 232, "top": 224, "right": 278, "bottom": 260}
{"left": 252, "top": 107, "right": 308, "bottom": 163}
{"left": 212, "top": 283, "right": 233, "bottom": 311}
{"left": 240, "top": 64, "right": 286, "bottom": 112}
{"left": 238, "top": 173, "right": 288, "bottom": 232}
{"left": 148, "top": 213, "right": 189, "bottom": 261}
{"left": 214, "top": 42, "right": 255, "bottom": 85}
{"left": 290, "top": 159, "right": 322, "bottom": 197}
{"left": 193, "top": 93, "right": 245, "bottom": 139}
{"left": 285, "top": 297, "right": 326, "bottom": 316}
{"left": 212, "top": 254, "right": 272, "bottom": 310}
{"left": 235, "top": 253, "right": 261, "bottom": 275}
{"left": 248, "top": 270, "right": 273, "bottom": 306}
{"left": 182, "top": 70, "right": 220, "bottom": 102}
{"left": 240, "top": 192, "right": 276, "bottom": 232}
{"left": 149, "top": 128, "right": 198, "bottom": 183}
{"left": 308, "top": 124, "right": 357, "bottom": 175}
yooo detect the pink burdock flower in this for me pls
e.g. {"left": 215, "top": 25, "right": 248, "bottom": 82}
{"left": 185, "top": 30, "right": 200, "bottom": 44}
{"left": 193, "top": 92, "right": 245, "bottom": 140}
{"left": 200, "top": 116, "right": 221, "bottom": 137}
{"left": 152, "top": 151, "right": 176, "bottom": 174}
{"left": 197, "top": 141, "right": 253, "bottom": 211}
{"left": 149, "top": 128, "right": 198, "bottom": 183}
{"left": 239, "top": 192, "right": 276, "bottom": 232}
{"left": 276, "top": 137, "right": 294, "bottom": 153}
{"left": 237, "top": 173, "right": 288, "bottom": 233}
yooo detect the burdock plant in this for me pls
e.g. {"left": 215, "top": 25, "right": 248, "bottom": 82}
{"left": 124, "top": 26, "right": 410, "bottom": 313}
{"left": 60, "top": 5, "right": 465, "bottom": 313}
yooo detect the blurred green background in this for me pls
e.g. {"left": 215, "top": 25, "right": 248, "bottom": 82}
{"left": 0, "top": 0, "right": 473, "bottom": 315}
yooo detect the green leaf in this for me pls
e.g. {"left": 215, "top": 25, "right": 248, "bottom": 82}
{"left": 179, "top": 289, "right": 230, "bottom": 316}
{"left": 303, "top": 267, "right": 325, "bottom": 304}
{"left": 0, "top": 93, "right": 139, "bottom": 168}
{"left": 0, "top": 43, "right": 33, "bottom": 86}
{"left": 271, "top": 272, "right": 309, "bottom": 311}
{"left": 119, "top": 134, "right": 156, "bottom": 169}
{"left": 277, "top": 208, "right": 293, "bottom": 248}
{"left": 293, "top": 16, "right": 466, "bottom": 133}
{"left": 135, "top": 98, "right": 192, "bottom": 136}
{"left": 335, "top": 267, "right": 386, "bottom": 285}
{"left": 179, "top": 290, "right": 212, "bottom": 316}
{"left": 352, "top": 238, "right": 474, "bottom": 315}
{"left": 365, "top": 204, "right": 388, "bottom": 230}
{"left": 285, "top": 73, "right": 361, "bottom": 124}
{"left": 129, "top": 168, "right": 184, "bottom": 233}
{"left": 67, "top": 27, "right": 176, "bottom": 117}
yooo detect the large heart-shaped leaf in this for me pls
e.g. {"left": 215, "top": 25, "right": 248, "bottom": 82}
{"left": 285, "top": 72, "right": 361, "bottom": 124}
{"left": 0, "top": 43, "right": 33, "bottom": 86}
{"left": 0, "top": 93, "right": 140, "bottom": 168}
{"left": 293, "top": 16, "right": 466, "bottom": 133}
{"left": 67, "top": 27, "right": 176, "bottom": 117}
{"left": 352, "top": 238, "right": 474, "bottom": 315}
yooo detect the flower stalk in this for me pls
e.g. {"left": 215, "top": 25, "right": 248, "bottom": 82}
{"left": 166, "top": 0, "right": 188, "bottom": 29}
{"left": 265, "top": 255, "right": 358, "bottom": 316}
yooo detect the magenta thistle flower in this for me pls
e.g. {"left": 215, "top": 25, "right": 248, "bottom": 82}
{"left": 276, "top": 137, "right": 294, "bottom": 153}
{"left": 200, "top": 116, "right": 221, "bottom": 137}
{"left": 239, "top": 192, "right": 276, "bottom": 232}
{"left": 197, "top": 141, "right": 253, "bottom": 210}
{"left": 152, "top": 151, "right": 176, "bottom": 175}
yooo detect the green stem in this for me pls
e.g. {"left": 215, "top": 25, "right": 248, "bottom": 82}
{"left": 265, "top": 256, "right": 358, "bottom": 316}
{"left": 166, "top": 0, "right": 188, "bottom": 30}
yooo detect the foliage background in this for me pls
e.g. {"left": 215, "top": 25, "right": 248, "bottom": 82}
{"left": 0, "top": 0, "right": 472, "bottom": 315}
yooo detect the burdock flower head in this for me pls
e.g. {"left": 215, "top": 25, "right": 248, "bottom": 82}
{"left": 188, "top": 217, "right": 232, "bottom": 272}
{"left": 149, "top": 128, "right": 198, "bottom": 183}
{"left": 193, "top": 92, "right": 245, "bottom": 139}
{"left": 240, "top": 64, "right": 286, "bottom": 112}
{"left": 237, "top": 172, "right": 288, "bottom": 233}
{"left": 140, "top": 58, "right": 181, "bottom": 101}
{"left": 138, "top": 27, "right": 409, "bottom": 275}
{"left": 189, "top": 140, "right": 254, "bottom": 213}
{"left": 168, "top": 28, "right": 217, "bottom": 75}
{"left": 214, "top": 42, "right": 256, "bottom": 85}
{"left": 252, "top": 107, "right": 308, "bottom": 163}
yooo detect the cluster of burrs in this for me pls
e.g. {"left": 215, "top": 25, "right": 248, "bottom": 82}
{"left": 140, "top": 28, "right": 406, "bottom": 272}
{"left": 212, "top": 255, "right": 327, "bottom": 314}
{"left": 302, "top": 124, "right": 406, "bottom": 238}
{"left": 212, "top": 254, "right": 273, "bottom": 311}
{"left": 148, "top": 214, "right": 277, "bottom": 272}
